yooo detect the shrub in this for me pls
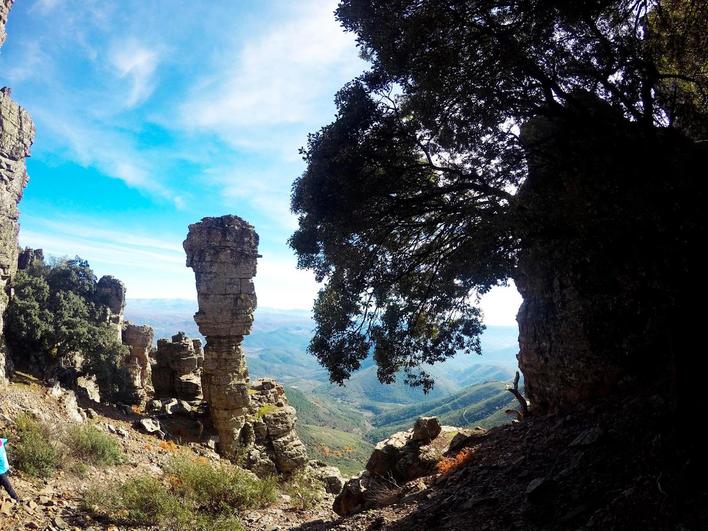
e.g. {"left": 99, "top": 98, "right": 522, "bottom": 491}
{"left": 83, "top": 476, "right": 190, "bottom": 528}
{"left": 281, "top": 470, "right": 323, "bottom": 510}
{"left": 436, "top": 447, "right": 475, "bottom": 475}
{"left": 66, "top": 424, "right": 122, "bottom": 466}
{"left": 255, "top": 404, "right": 279, "bottom": 418}
{"left": 13, "top": 413, "right": 61, "bottom": 478}
{"left": 83, "top": 457, "right": 276, "bottom": 529}
{"left": 166, "top": 456, "right": 277, "bottom": 512}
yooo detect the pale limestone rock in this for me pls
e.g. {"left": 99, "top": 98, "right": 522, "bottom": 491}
{"left": 185, "top": 215, "right": 308, "bottom": 475}
{"left": 96, "top": 275, "right": 126, "bottom": 341}
{"left": 0, "top": 43, "right": 35, "bottom": 380}
{"left": 121, "top": 322, "right": 154, "bottom": 401}
{"left": 152, "top": 332, "right": 203, "bottom": 400}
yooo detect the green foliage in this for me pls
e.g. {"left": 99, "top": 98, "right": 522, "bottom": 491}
{"left": 255, "top": 404, "right": 279, "bottom": 418}
{"left": 281, "top": 470, "right": 323, "bottom": 510}
{"left": 165, "top": 457, "right": 278, "bottom": 512}
{"left": 83, "top": 476, "right": 191, "bottom": 528}
{"left": 6, "top": 256, "right": 130, "bottom": 400}
{"left": 66, "top": 424, "right": 123, "bottom": 466}
{"left": 84, "top": 457, "right": 276, "bottom": 530}
{"left": 13, "top": 413, "right": 61, "bottom": 478}
{"left": 297, "top": 424, "right": 373, "bottom": 476}
{"left": 13, "top": 414, "right": 124, "bottom": 479}
{"left": 289, "top": 0, "right": 708, "bottom": 391}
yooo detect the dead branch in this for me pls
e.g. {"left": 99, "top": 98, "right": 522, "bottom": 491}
{"left": 506, "top": 371, "right": 529, "bottom": 420}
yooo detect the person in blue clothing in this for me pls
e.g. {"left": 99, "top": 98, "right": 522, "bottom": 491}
{"left": 0, "top": 437, "right": 20, "bottom": 501}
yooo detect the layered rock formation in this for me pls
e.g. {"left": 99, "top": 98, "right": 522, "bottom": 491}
{"left": 514, "top": 97, "right": 705, "bottom": 414}
{"left": 121, "top": 322, "right": 155, "bottom": 400}
{"left": 152, "top": 332, "right": 203, "bottom": 401}
{"left": 0, "top": 1, "right": 35, "bottom": 382}
{"left": 184, "top": 215, "right": 258, "bottom": 457}
{"left": 96, "top": 275, "right": 126, "bottom": 341}
{"left": 184, "top": 215, "right": 308, "bottom": 475}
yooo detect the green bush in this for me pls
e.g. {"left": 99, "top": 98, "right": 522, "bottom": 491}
{"left": 83, "top": 457, "right": 277, "bottom": 529}
{"left": 166, "top": 457, "right": 277, "bottom": 512}
{"left": 13, "top": 413, "right": 61, "bottom": 478}
{"left": 83, "top": 476, "right": 190, "bottom": 528}
{"left": 6, "top": 257, "right": 131, "bottom": 401}
{"left": 281, "top": 470, "right": 323, "bottom": 510}
{"left": 66, "top": 424, "right": 123, "bottom": 466}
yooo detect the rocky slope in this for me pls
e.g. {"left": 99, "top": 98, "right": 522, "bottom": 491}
{"left": 0, "top": 374, "right": 341, "bottom": 530}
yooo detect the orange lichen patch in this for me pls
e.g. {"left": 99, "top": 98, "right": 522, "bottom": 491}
{"left": 131, "top": 405, "right": 142, "bottom": 414}
{"left": 436, "top": 447, "right": 475, "bottom": 475}
{"left": 159, "top": 440, "right": 180, "bottom": 453}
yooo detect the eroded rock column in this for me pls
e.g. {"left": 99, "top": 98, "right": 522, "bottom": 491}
{"left": 0, "top": 2, "right": 35, "bottom": 381}
{"left": 122, "top": 322, "right": 155, "bottom": 400}
{"left": 184, "top": 215, "right": 258, "bottom": 457}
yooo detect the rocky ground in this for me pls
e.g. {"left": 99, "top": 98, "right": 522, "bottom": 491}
{"left": 294, "top": 389, "right": 708, "bottom": 530}
{"left": 3, "top": 373, "right": 706, "bottom": 530}
{"left": 0, "top": 374, "right": 338, "bottom": 531}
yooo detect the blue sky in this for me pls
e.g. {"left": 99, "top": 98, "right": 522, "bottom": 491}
{"left": 0, "top": 0, "right": 521, "bottom": 323}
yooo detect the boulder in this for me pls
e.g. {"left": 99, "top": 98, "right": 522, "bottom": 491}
{"left": 411, "top": 416, "right": 442, "bottom": 444}
{"left": 309, "top": 461, "right": 345, "bottom": 495}
{"left": 272, "top": 431, "right": 309, "bottom": 473}
{"left": 76, "top": 375, "right": 101, "bottom": 404}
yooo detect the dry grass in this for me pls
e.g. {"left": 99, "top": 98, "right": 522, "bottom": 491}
{"left": 436, "top": 447, "right": 475, "bottom": 475}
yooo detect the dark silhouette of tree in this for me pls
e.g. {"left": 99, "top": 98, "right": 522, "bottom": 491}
{"left": 290, "top": 0, "right": 707, "bottom": 390}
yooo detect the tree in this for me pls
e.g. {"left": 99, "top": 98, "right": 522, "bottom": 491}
{"left": 290, "top": 0, "right": 707, "bottom": 391}
{"left": 6, "top": 257, "right": 130, "bottom": 399}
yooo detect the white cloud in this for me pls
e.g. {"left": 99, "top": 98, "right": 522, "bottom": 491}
{"left": 32, "top": 106, "right": 184, "bottom": 206}
{"left": 180, "top": 0, "right": 363, "bottom": 150}
{"left": 109, "top": 40, "right": 160, "bottom": 108}
{"left": 254, "top": 255, "right": 319, "bottom": 310}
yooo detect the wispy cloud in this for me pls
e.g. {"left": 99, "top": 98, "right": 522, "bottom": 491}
{"left": 179, "top": 0, "right": 363, "bottom": 152}
{"left": 109, "top": 40, "right": 160, "bottom": 108}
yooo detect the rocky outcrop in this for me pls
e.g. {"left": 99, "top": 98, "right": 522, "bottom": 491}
{"left": 184, "top": 215, "right": 258, "bottom": 457}
{"left": 151, "top": 332, "right": 203, "bottom": 401}
{"left": 0, "top": 2, "right": 35, "bottom": 383}
{"left": 0, "top": 1, "right": 12, "bottom": 48}
{"left": 96, "top": 275, "right": 126, "bottom": 342}
{"left": 244, "top": 378, "right": 309, "bottom": 476}
{"left": 17, "top": 246, "right": 43, "bottom": 270}
{"left": 514, "top": 97, "right": 705, "bottom": 415}
{"left": 121, "top": 322, "right": 155, "bottom": 400}
{"left": 184, "top": 215, "right": 308, "bottom": 475}
{"left": 334, "top": 417, "right": 479, "bottom": 516}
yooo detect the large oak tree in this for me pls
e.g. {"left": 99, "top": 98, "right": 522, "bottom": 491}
{"left": 290, "top": 0, "right": 707, "bottom": 391}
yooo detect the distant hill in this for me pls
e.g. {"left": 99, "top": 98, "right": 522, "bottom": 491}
{"left": 125, "top": 298, "right": 519, "bottom": 395}
{"left": 285, "top": 386, "right": 373, "bottom": 476}
{"left": 126, "top": 298, "right": 520, "bottom": 473}
{"left": 366, "top": 380, "right": 516, "bottom": 443}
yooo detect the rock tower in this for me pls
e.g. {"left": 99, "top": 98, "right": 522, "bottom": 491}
{"left": 184, "top": 215, "right": 308, "bottom": 474}
{"left": 0, "top": 1, "right": 35, "bottom": 382}
{"left": 184, "top": 215, "right": 258, "bottom": 457}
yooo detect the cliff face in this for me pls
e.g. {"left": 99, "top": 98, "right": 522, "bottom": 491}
{"left": 0, "top": 1, "right": 35, "bottom": 382}
{"left": 515, "top": 96, "right": 705, "bottom": 414}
